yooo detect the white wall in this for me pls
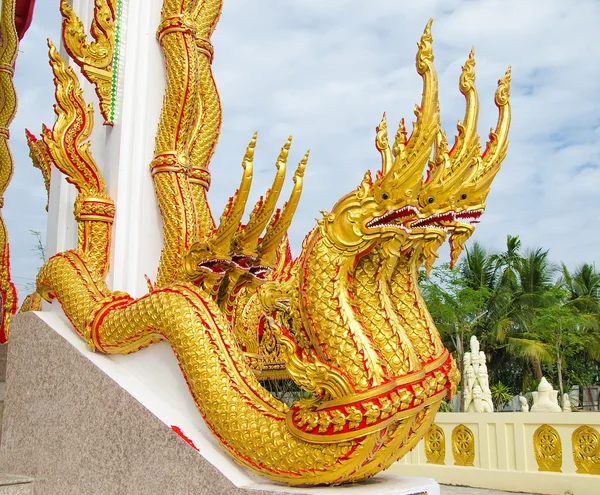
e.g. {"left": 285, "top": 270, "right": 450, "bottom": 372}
{"left": 390, "top": 411, "right": 600, "bottom": 495}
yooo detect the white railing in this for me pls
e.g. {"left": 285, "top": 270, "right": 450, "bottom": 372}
{"left": 389, "top": 412, "right": 600, "bottom": 495}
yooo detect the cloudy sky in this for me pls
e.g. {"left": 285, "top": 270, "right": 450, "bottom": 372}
{"left": 4, "top": 0, "right": 600, "bottom": 298}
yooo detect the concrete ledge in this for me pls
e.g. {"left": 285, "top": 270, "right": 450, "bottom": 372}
{"left": 390, "top": 464, "right": 594, "bottom": 495}
{"left": 0, "top": 475, "right": 34, "bottom": 495}
{"left": 0, "top": 475, "right": 34, "bottom": 486}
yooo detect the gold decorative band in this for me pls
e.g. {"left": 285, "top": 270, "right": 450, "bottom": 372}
{"left": 189, "top": 168, "right": 211, "bottom": 189}
{"left": 156, "top": 14, "right": 196, "bottom": 43}
{"left": 150, "top": 152, "right": 189, "bottom": 176}
{"left": 286, "top": 351, "right": 454, "bottom": 443}
{"left": 76, "top": 197, "right": 116, "bottom": 222}
{"left": 321, "top": 349, "right": 449, "bottom": 410}
{"left": 0, "top": 127, "right": 9, "bottom": 139}
{"left": 286, "top": 389, "right": 447, "bottom": 444}
{"left": 77, "top": 214, "right": 115, "bottom": 222}
{"left": 0, "top": 63, "right": 15, "bottom": 76}
{"left": 196, "top": 38, "right": 214, "bottom": 63}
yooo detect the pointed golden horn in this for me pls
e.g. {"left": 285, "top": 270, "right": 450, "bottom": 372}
{"left": 379, "top": 19, "right": 439, "bottom": 196}
{"left": 233, "top": 135, "right": 291, "bottom": 256}
{"left": 426, "top": 48, "right": 480, "bottom": 195}
{"left": 392, "top": 118, "right": 407, "bottom": 159}
{"left": 257, "top": 150, "right": 309, "bottom": 266}
{"left": 469, "top": 66, "right": 511, "bottom": 201}
{"left": 375, "top": 113, "right": 393, "bottom": 175}
{"left": 209, "top": 132, "right": 256, "bottom": 257}
{"left": 448, "top": 47, "right": 480, "bottom": 172}
{"left": 405, "top": 18, "right": 439, "bottom": 161}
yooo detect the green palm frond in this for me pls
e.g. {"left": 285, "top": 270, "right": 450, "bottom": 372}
{"left": 506, "top": 337, "right": 552, "bottom": 363}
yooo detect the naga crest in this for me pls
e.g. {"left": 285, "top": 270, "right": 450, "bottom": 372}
{"left": 0, "top": 2, "right": 510, "bottom": 487}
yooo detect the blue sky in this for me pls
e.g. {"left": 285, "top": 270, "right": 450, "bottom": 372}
{"left": 4, "top": 0, "right": 600, "bottom": 299}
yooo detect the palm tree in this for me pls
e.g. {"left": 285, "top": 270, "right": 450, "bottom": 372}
{"left": 559, "top": 263, "right": 600, "bottom": 313}
{"left": 424, "top": 237, "right": 600, "bottom": 399}
{"left": 518, "top": 247, "right": 556, "bottom": 299}
{"left": 463, "top": 238, "right": 552, "bottom": 390}
{"left": 556, "top": 263, "right": 600, "bottom": 405}
{"left": 461, "top": 242, "right": 495, "bottom": 291}
{"left": 490, "top": 235, "right": 521, "bottom": 291}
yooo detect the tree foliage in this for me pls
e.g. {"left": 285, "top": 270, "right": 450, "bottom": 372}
{"left": 420, "top": 235, "right": 600, "bottom": 400}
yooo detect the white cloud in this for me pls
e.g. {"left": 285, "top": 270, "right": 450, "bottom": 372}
{"left": 4, "top": 0, "right": 600, "bottom": 300}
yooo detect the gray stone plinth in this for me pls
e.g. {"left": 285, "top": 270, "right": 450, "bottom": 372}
{"left": 0, "top": 313, "right": 439, "bottom": 495}
{"left": 0, "top": 313, "right": 279, "bottom": 495}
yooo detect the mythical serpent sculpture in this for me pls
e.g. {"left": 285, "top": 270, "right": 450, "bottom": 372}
{"left": 0, "top": 0, "right": 511, "bottom": 486}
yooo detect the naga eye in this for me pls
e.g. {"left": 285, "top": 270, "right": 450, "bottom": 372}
{"left": 382, "top": 192, "right": 389, "bottom": 200}
{"left": 461, "top": 193, "right": 467, "bottom": 200}
{"left": 427, "top": 196, "right": 434, "bottom": 204}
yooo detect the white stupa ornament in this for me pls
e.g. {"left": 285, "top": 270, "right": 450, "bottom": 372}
{"left": 530, "top": 377, "right": 562, "bottom": 412}
{"left": 463, "top": 336, "right": 494, "bottom": 412}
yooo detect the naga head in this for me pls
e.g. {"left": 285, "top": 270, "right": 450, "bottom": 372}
{"left": 449, "top": 67, "right": 511, "bottom": 266}
{"left": 183, "top": 133, "right": 308, "bottom": 284}
{"left": 319, "top": 21, "right": 440, "bottom": 253}
{"left": 410, "top": 47, "right": 511, "bottom": 270}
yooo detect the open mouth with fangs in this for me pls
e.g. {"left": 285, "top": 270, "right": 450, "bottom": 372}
{"left": 248, "top": 264, "right": 271, "bottom": 280}
{"left": 197, "top": 259, "right": 230, "bottom": 275}
{"left": 455, "top": 208, "right": 484, "bottom": 225}
{"left": 231, "top": 254, "right": 272, "bottom": 281}
{"left": 411, "top": 211, "right": 456, "bottom": 228}
{"left": 231, "top": 254, "right": 253, "bottom": 270}
{"left": 365, "top": 205, "right": 419, "bottom": 230}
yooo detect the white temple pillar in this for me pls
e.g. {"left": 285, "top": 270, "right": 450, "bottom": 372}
{"left": 46, "top": 0, "right": 166, "bottom": 300}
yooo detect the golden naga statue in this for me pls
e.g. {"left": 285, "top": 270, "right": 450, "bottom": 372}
{"left": 0, "top": 0, "right": 511, "bottom": 486}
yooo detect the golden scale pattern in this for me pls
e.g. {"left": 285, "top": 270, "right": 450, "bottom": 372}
{"left": 353, "top": 249, "right": 420, "bottom": 376}
{"left": 390, "top": 252, "right": 444, "bottom": 362}
{"left": 0, "top": 0, "right": 19, "bottom": 343}
{"left": 1, "top": 0, "right": 514, "bottom": 485}
{"left": 294, "top": 233, "right": 380, "bottom": 391}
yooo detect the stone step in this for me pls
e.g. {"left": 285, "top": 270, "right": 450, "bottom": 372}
{"left": 0, "top": 475, "right": 34, "bottom": 495}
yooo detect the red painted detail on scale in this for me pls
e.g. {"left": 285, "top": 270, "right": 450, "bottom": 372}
{"left": 171, "top": 425, "right": 200, "bottom": 452}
